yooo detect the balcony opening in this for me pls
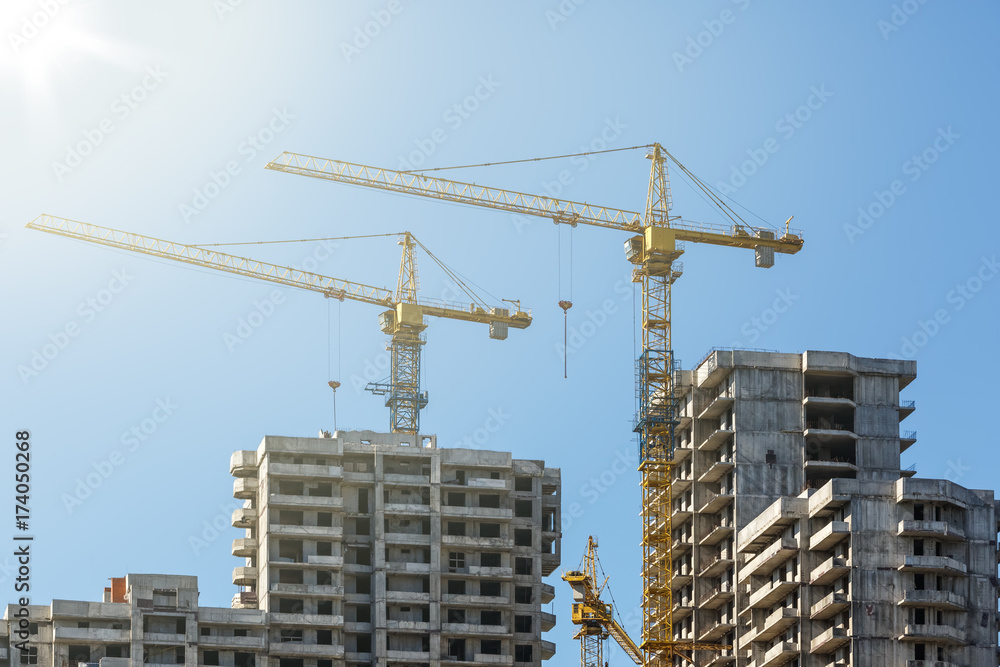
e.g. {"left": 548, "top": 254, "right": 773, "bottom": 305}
{"left": 449, "top": 638, "right": 467, "bottom": 661}
{"left": 480, "top": 523, "right": 501, "bottom": 538}
{"left": 447, "top": 522, "right": 466, "bottom": 537}
{"left": 479, "top": 493, "right": 500, "bottom": 508}
{"left": 68, "top": 646, "right": 90, "bottom": 663}
{"left": 350, "top": 575, "right": 371, "bottom": 595}
{"left": 482, "top": 610, "right": 502, "bottom": 626}
{"left": 316, "top": 541, "right": 332, "bottom": 557}
{"left": 152, "top": 589, "right": 178, "bottom": 607}
{"left": 106, "top": 645, "right": 127, "bottom": 658}
{"left": 804, "top": 374, "right": 854, "bottom": 400}
{"left": 446, "top": 492, "right": 467, "bottom": 507}
{"left": 448, "top": 608, "right": 466, "bottom": 623}
{"left": 317, "top": 600, "right": 333, "bottom": 616}
{"left": 914, "top": 503, "right": 924, "bottom": 520}
{"left": 279, "top": 511, "right": 304, "bottom": 526}
{"left": 278, "top": 481, "right": 304, "bottom": 496}
{"left": 278, "top": 569, "right": 303, "bottom": 584}
{"left": 278, "top": 660, "right": 303, "bottom": 667}
{"left": 481, "top": 639, "right": 502, "bottom": 655}
{"left": 234, "top": 652, "right": 255, "bottom": 667}
{"left": 481, "top": 552, "right": 501, "bottom": 568}
{"left": 278, "top": 598, "right": 304, "bottom": 614}
{"left": 481, "top": 580, "right": 502, "bottom": 597}
{"left": 317, "top": 570, "right": 333, "bottom": 586}
{"left": 203, "top": 651, "right": 220, "bottom": 666}
{"left": 448, "top": 580, "right": 466, "bottom": 595}
{"left": 317, "top": 629, "right": 333, "bottom": 645}
{"left": 308, "top": 483, "right": 333, "bottom": 498}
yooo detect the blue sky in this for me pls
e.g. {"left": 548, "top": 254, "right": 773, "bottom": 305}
{"left": 2, "top": 1, "right": 998, "bottom": 662}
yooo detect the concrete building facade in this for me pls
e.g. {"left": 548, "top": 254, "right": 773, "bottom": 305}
{"left": 671, "top": 350, "right": 1000, "bottom": 667}
{"left": 3, "top": 431, "right": 561, "bottom": 667}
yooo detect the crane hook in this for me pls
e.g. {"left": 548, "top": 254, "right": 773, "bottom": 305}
{"left": 558, "top": 300, "right": 573, "bottom": 379}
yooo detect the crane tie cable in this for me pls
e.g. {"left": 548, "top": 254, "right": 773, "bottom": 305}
{"left": 192, "top": 232, "right": 403, "bottom": 247}
{"left": 399, "top": 145, "right": 651, "bottom": 174}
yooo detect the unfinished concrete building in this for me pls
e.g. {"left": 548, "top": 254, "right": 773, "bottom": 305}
{"left": 229, "top": 429, "right": 560, "bottom": 667}
{"left": 1, "top": 431, "right": 561, "bottom": 667}
{"left": 670, "top": 350, "right": 1000, "bottom": 666}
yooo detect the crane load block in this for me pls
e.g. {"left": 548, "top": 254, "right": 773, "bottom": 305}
{"left": 489, "top": 307, "right": 510, "bottom": 340}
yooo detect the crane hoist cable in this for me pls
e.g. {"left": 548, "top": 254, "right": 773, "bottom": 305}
{"left": 557, "top": 225, "right": 574, "bottom": 379}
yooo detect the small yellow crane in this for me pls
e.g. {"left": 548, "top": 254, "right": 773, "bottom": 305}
{"left": 563, "top": 536, "right": 642, "bottom": 667}
{"left": 26, "top": 215, "right": 531, "bottom": 435}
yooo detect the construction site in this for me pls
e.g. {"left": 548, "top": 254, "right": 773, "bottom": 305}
{"left": 7, "top": 138, "right": 1000, "bottom": 667}
{"left": 4, "top": 6, "right": 999, "bottom": 667}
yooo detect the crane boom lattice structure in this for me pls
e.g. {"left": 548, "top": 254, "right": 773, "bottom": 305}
{"left": 267, "top": 144, "right": 803, "bottom": 665}
{"left": 563, "top": 536, "right": 643, "bottom": 667}
{"left": 26, "top": 215, "right": 531, "bottom": 436}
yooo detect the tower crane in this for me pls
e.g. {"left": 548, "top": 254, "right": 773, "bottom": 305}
{"left": 26, "top": 215, "right": 531, "bottom": 435}
{"left": 563, "top": 536, "right": 642, "bottom": 667}
{"left": 265, "top": 143, "right": 804, "bottom": 665}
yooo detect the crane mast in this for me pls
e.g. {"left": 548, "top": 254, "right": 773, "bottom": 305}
{"left": 266, "top": 143, "right": 803, "bottom": 664}
{"left": 26, "top": 215, "right": 531, "bottom": 436}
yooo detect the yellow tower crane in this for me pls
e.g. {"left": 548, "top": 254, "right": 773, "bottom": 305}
{"left": 265, "top": 143, "right": 804, "bottom": 665}
{"left": 26, "top": 214, "right": 531, "bottom": 435}
{"left": 563, "top": 536, "right": 642, "bottom": 667}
